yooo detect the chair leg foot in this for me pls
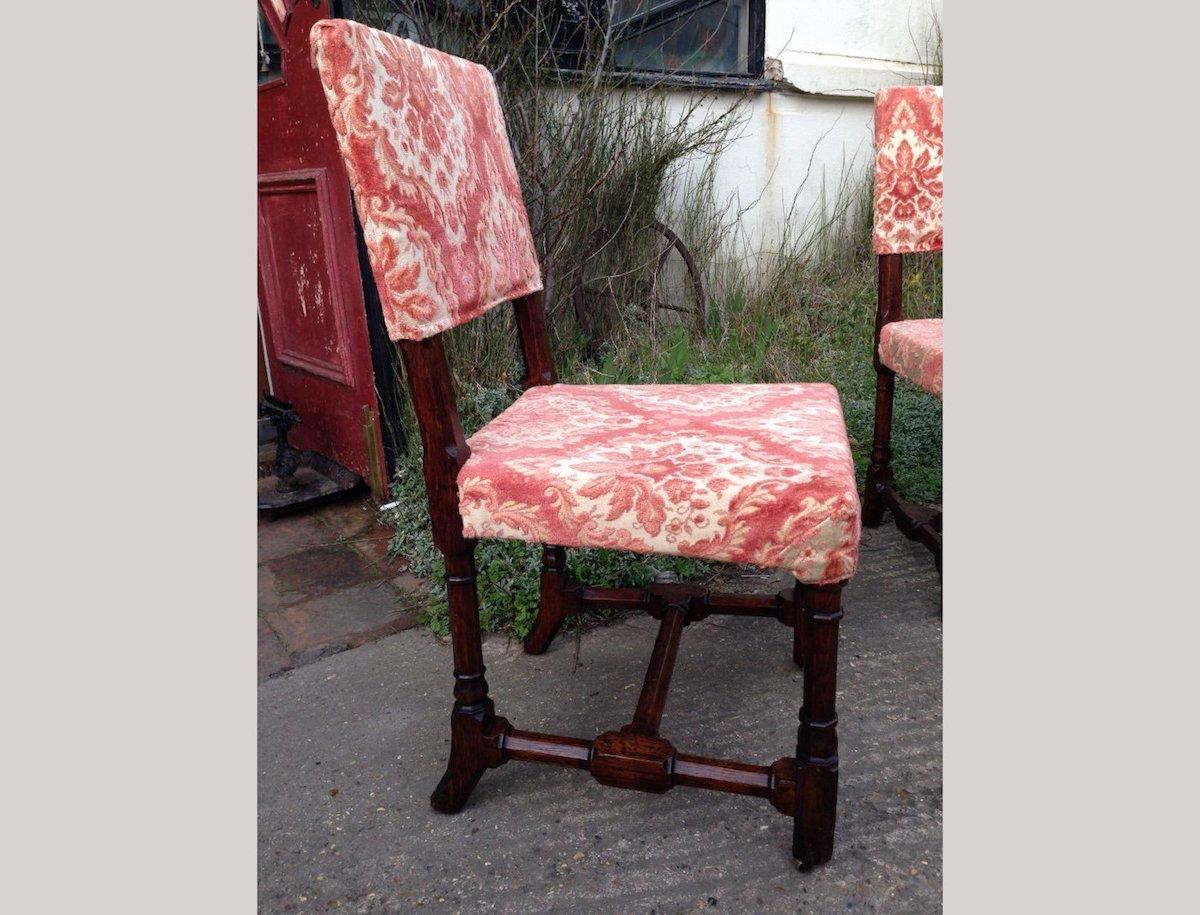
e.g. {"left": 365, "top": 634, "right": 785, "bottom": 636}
{"left": 861, "top": 474, "right": 889, "bottom": 528}
{"left": 430, "top": 701, "right": 507, "bottom": 814}
{"left": 862, "top": 458, "right": 894, "bottom": 529}
{"left": 522, "top": 605, "right": 572, "bottom": 655}
{"left": 523, "top": 546, "right": 579, "bottom": 655}
{"left": 431, "top": 544, "right": 507, "bottom": 814}
{"left": 793, "top": 759, "right": 839, "bottom": 869}
{"left": 430, "top": 760, "right": 485, "bottom": 815}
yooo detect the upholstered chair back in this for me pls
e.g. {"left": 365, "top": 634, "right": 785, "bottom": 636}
{"left": 872, "top": 85, "right": 943, "bottom": 255}
{"left": 310, "top": 19, "right": 543, "bottom": 342}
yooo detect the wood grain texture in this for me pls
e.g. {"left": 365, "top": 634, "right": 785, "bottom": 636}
{"left": 793, "top": 582, "right": 844, "bottom": 869}
{"left": 863, "top": 254, "right": 902, "bottom": 528}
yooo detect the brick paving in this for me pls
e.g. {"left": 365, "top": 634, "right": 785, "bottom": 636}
{"left": 258, "top": 497, "right": 425, "bottom": 679}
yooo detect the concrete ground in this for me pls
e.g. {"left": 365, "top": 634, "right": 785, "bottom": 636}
{"left": 259, "top": 523, "right": 942, "bottom": 913}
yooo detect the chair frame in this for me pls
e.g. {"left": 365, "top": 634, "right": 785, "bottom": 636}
{"left": 398, "top": 289, "right": 847, "bottom": 868}
{"left": 862, "top": 254, "right": 942, "bottom": 571}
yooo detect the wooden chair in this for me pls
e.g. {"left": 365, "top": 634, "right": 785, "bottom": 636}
{"left": 862, "top": 86, "right": 944, "bottom": 572}
{"left": 310, "top": 19, "right": 862, "bottom": 868}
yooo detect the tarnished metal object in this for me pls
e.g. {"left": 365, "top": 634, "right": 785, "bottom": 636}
{"left": 570, "top": 219, "right": 708, "bottom": 342}
{"left": 258, "top": 395, "right": 363, "bottom": 519}
{"left": 261, "top": 395, "right": 303, "bottom": 492}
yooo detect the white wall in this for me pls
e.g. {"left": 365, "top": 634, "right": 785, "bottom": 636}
{"left": 665, "top": 0, "right": 941, "bottom": 264}
{"left": 767, "top": 0, "right": 942, "bottom": 96}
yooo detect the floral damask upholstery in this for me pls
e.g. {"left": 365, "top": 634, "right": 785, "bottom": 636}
{"left": 310, "top": 19, "right": 542, "bottom": 341}
{"left": 873, "top": 86, "right": 943, "bottom": 255}
{"left": 879, "top": 318, "right": 943, "bottom": 399}
{"left": 458, "top": 384, "right": 861, "bottom": 584}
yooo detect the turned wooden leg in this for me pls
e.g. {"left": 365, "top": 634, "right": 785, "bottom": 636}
{"left": 523, "top": 545, "right": 580, "bottom": 655}
{"left": 790, "top": 585, "right": 804, "bottom": 668}
{"left": 793, "top": 581, "right": 845, "bottom": 869}
{"left": 430, "top": 543, "right": 508, "bottom": 814}
{"left": 865, "top": 253, "right": 902, "bottom": 528}
{"left": 862, "top": 364, "right": 895, "bottom": 528}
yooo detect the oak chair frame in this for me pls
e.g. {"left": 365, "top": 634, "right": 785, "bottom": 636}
{"left": 398, "top": 290, "right": 847, "bottom": 869}
{"left": 861, "top": 254, "right": 942, "bottom": 571}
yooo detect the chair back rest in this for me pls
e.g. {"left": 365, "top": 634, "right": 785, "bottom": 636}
{"left": 310, "top": 19, "right": 543, "bottom": 342}
{"left": 872, "top": 85, "right": 943, "bottom": 255}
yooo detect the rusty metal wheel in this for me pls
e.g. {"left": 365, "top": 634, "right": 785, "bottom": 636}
{"left": 646, "top": 219, "right": 707, "bottom": 337}
{"left": 569, "top": 219, "right": 708, "bottom": 344}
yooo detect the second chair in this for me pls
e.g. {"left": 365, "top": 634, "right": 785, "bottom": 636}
{"left": 862, "top": 85, "right": 944, "bottom": 572}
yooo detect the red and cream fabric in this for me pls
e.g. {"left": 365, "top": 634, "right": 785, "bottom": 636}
{"left": 873, "top": 85, "right": 943, "bottom": 255}
{"left": 458, "top": 384, "right": 861, "bottom": 584}
{"left": 310, "top": 19, "right": 542, "bottom": 342}
{"left": 879, "top": 318, "right": 943, "bottom": 399}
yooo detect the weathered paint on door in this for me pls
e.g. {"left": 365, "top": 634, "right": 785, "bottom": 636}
{"left": 257, "top": 0, "right": 386, "bottom": 496}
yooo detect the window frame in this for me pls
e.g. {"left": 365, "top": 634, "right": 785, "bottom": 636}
{"left": 608, "top": 0, "right": 765, "bottom": 82}
{"left": 341, "top": 0, "right": 772, "bottom": 91}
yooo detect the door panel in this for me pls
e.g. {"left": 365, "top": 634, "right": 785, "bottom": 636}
{"left": 258, "top": 170, "right": 357, "bottom": 388}
{"left": 257, "top": 0, "right": 385, "bottom": 493}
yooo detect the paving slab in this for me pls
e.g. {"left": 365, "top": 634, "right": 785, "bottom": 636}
{"left": 347, "top": 532, "right": 408, "bottom": 572}
{"left": 265, "top": 548, "right": 381, "bottom": 603}
{"left": 259, "top": 500, "right": 424, "bottom": 677}
{"left": 258, "top": 513, "right": 343, "bottom": 564}
{"left": 264, "top": 582, "right": 422, "bottom": 659}
{"left": 319, "top": 497, "right": 392, "bottom": 540}
{"left": 259, "top": 523, "right": 942, "bottom": 913}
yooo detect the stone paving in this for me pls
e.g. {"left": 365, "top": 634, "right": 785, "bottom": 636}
{"left": 258, "top": 522, "right": 942, "bottom": 913}
{"left": 258, "top": 497, "right": 426, "bottom": 679}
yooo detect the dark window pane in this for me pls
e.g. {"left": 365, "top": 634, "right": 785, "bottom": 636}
{"left": 613, "top": 0, "right": 749, "bottom": 75}
{"left": 337, "top": 1, "right": 759, "bottom": 79}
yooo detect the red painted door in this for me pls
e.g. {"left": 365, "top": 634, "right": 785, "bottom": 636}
{"left": 258, "top": 0, "right": 386, "bottom": 496}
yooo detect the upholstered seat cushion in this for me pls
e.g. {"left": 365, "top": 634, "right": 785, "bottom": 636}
{"left": 457, "top": 384, "right": 860, "bottom": 584}
{"left": 879, "top": 318, "right": 943, "bottom": 399}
